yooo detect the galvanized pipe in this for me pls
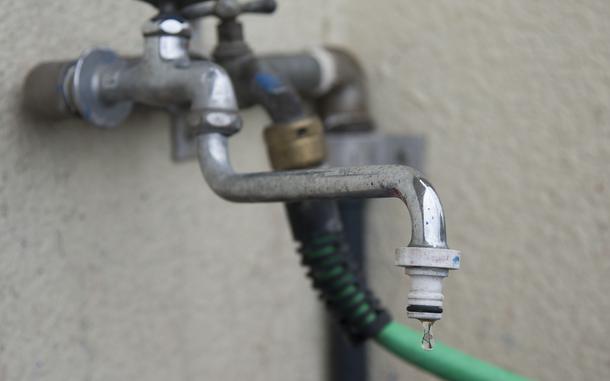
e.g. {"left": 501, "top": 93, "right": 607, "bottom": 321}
{"left": 197, "top": 132, "right": 448, "bottom": 249}
{"left": 259, "top": 47, "right": 372, "bottom": 131}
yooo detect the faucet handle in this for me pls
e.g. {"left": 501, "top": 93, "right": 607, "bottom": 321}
{"left": 180, "top": 0, "right": 277, "bottom": 20}
{"left": 138, "top": 1, "right": 213, "bottom": 12}
{"left": 238, "top": 0, "right": 277, "bottom": 14}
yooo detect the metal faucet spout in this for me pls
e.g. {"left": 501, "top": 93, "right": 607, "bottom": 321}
{"left": 197, "top": 132, "right": 447, "bottom": 249}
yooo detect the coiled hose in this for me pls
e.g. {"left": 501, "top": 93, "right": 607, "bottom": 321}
{"left": 299, "top": 232, "right": 390, "bottom": 341}
{"left": 286, "top": 200, "right": 390, "bottom": 342}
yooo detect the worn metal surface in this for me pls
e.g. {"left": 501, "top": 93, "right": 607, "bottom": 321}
{"left": 197, "top": 132, "right": 448, "bottom": 249}
{"left": 100, "top": 22, "right": 241, "bottom": 133}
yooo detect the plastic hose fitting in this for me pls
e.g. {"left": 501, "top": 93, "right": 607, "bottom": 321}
{"left": 395, "top": 247, "right": 461, "bottom": 322}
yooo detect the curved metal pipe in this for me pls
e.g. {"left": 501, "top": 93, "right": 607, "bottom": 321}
{"left": 197, "top": 132, "right": 447, "bottom": 249}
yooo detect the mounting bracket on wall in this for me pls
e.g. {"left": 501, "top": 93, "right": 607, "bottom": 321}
{"left": 170, "top": 111, "right": 201, "bottom": 161}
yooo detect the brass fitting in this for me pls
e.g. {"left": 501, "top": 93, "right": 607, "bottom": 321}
{"left": 264, "top": 117, "right": 326, "bottom": 170}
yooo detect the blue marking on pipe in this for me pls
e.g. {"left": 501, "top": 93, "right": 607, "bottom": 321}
{"left": 255, "top": 72, "right": 285, "bottom": 94}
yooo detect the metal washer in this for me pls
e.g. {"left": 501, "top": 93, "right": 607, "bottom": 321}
{"left": 72, "top": 49, "right": 133, "bottom": 128}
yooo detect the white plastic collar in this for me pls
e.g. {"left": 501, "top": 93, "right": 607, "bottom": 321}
{"left": 395, "top": 247, "right": 461, "bottom": 270}
{"left": 308, "top": 47, "right": 338, "bottom": 96}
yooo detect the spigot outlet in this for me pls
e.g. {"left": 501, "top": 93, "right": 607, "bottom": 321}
{"left": 395, "top": 246, "right": 461, "bottom": 322}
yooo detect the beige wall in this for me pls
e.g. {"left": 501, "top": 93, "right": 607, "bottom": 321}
{"left": 1, "top": 1, "right": 609, "bottom": 381}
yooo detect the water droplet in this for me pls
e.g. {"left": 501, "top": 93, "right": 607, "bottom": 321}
{"left": 421, "top": 320, "right": 434, "bottom": 351}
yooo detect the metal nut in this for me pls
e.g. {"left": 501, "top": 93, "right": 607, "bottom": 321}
{"left": 263, "top": 117, "right": 326, "bottom": 170}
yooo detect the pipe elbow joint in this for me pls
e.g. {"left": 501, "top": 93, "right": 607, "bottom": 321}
{"left": 314, "top": 47, "right": 372, "bottom": 131}
{"left": 258, "top": 47, "right": 371, "bottom": 128}
{"left": 394, "top": 175, "right": 448, "bottom": 249}
{"left": 393, "top": 175, "right": 461, "bottom": 323}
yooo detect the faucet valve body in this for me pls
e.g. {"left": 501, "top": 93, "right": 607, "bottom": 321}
{"left": 395, "top": 247, "right": 461, "bottom": 322}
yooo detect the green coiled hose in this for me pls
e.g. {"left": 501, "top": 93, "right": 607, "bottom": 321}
{"left": 299, "top": 233, "right": 390, "bottom": 341}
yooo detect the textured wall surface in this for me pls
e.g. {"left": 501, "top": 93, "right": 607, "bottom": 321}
{"left": 1, "top": 1, "right": 609, "bottom": 381}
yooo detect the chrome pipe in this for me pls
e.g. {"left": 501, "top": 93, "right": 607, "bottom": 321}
{"left": 197, "top": 132, "right": 448, "bottom": 249}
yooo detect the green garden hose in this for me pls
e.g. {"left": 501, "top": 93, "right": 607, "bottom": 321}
{"left": 375, "top": 322, "right": 532, "bottom": 381}
{"left": 298, "top": 232, "right": 390, "bottom": 341}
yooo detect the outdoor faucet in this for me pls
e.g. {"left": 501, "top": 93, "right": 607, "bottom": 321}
{"left": 19, "top": 3, "right": 540, "bottom": 379}
{"left": 22, "top": 0, "right": 461, "bottom": 346}
{"left": 23, "top": 13, "right": 241, "bottom": 135}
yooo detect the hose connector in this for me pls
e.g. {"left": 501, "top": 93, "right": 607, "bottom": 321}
{"left": 395, "top": 247, "right": 461, "bottom": 322}
{"left": 263, "top": 117, "right": 326, "bottom": 170}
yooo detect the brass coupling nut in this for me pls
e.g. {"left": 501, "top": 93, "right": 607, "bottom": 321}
{"left": 264, "top": 117, "right": 326, "bottom": 170}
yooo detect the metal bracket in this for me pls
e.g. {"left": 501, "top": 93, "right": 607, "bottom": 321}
{"left": 325, "top": 132, "right": 425, "bottom": 170}
{"left": 171, "top": 111, "right": 198, "bottom": 161}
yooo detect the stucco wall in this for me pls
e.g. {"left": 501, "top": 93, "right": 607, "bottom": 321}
{"left": 1, "top": 1, "right": 609, "bottom": 381}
